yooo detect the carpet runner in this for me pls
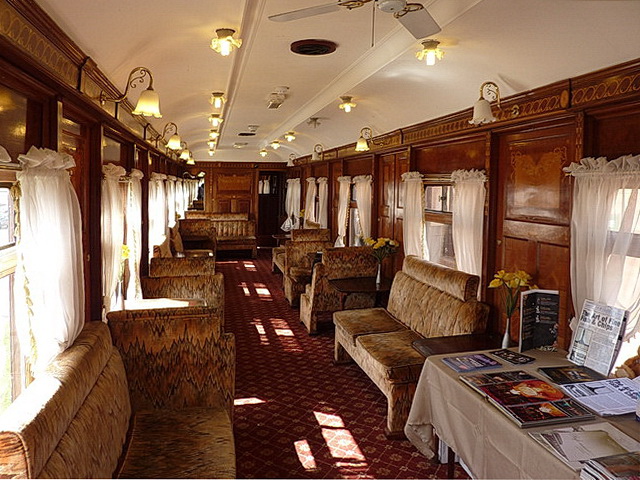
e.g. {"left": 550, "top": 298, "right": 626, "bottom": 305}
{"left": 216, "top": 251, "right": 467, "bottom": 479}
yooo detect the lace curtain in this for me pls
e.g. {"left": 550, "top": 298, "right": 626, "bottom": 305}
{"left": 101, "top": 163, "right": 126, "bottom": 315}
{"left": 304, "top": 177, "right": 317, "bottom": 223}
{"left": 564, "top": 155, "right": 640, "bottom": 341}
{"left": 401, "top": 172, "right": 426, "bottom": 258}
{"left": 127, "top": 169, "right": 144, "bottom": 300}
{"left": 334, "top": 176, "right": 352, "bottom": 247}
{"left": 353, "top": 175, "right": 373, "bottom": 241}
{"left": 282, "top": 178, "right": 301, "bottom": 231}
{"left": 175, "top": 178, "right": 185, "bottom": 220}
{"left": 166, "top": 175, "right": 177, "bottom": 228}
{"left": 15, "top": 147, "right": 85, "bottom": 374}
{"left": 317, "top": 177, "right": 328, "bottom": 228}
{"left": 451, "top": 169, "right": 486, "bottom": 276}
{"left": 149, "top": 172, "right": 167, "bottom": 256}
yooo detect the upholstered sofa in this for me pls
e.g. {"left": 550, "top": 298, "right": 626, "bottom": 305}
{"left": 272, "top": 228, "right": 332, "bottom": 274}
{"left": 185, "top": 212, "right": 249, "bottom": 221}
{"left": 299, "top": 246, "right": 378, "bottom": 335}
{"left": 180, "top": 216, "right": 257, "bottom": 258}
{"left": 333, "top": 255, "right": 489, "bottom": 437}
{"left": 0, "top": 307, "right": 235, "bottom": 478}
{"left": 177, "top": 218, "right": 218, "bottom": 254}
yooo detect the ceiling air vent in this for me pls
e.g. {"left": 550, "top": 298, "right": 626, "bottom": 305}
{"left": 290, "top": 39, "right": 337, "bottom": 56}
{"left": 238, "top": 124, "right": 259, "bottom": 136}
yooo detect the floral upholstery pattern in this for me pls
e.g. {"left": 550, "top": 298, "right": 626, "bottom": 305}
{"left": 283, "top": 239, "right": 333, "bottom": 306}
{"left": 299, "top": 246, "right": 378, "bottom": 334}
{"left": 272, "top": 228, "right": 331, "bottom": 274}
{"left": 210, "top": 219, "right": 258, "bottom": 258}
{"left": 149, "top": 256, "right": 216, "bottom": 278}
{"left": 178, "top": 218, "right": 217, "bottom": 253}
{"left": 333, "top": 255, "right": 489, "bottom": 436}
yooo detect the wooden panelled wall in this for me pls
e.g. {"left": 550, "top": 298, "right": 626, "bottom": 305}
{"left": 289, "top": 61, "right": 640, "bottom": 349}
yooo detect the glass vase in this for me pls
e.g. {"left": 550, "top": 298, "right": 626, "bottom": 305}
{"left": 376, "top": 262, "right": 382, "bottom": 285}
{"left": 502, "top": 313, "right": 513, "bottom": 348}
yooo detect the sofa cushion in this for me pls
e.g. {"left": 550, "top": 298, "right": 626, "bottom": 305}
{"left": 355, "top": 329, "right": 426, "bottom": 383}
{"left": 333, "top": 308, "right": 406, "bottom": 346}
{"left": 117, "top": 406, "right": 235, "bottom": 479}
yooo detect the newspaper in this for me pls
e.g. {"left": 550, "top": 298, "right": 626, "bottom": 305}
{"left": 561, "top": 377, "right": 640, "bottom": 416}
{"left": 567, "top": 299, "right": 628, "bottom": 376}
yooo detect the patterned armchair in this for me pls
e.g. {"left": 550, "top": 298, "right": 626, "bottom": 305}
{"left": 300, "top": 246, "right": 378, "bottom": 334}
{"left": 272, "top": 228, "right": 332, "bottom": 273}
{"left": 178, "top": 218, "right": 217, "bottom": 254}
{"left": 283, "top": 238, "right": 333, "bottom": 307}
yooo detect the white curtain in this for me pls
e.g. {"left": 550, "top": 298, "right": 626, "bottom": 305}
{"left": 317, "top": 177, "right": 329, "bottom": 228}
{"left": 334, "top": 176, "right": 352, "bottom": 247}
{"left": 101, "top": 163, "right": 126, "bottom": 315}
{"left": 149, "top": 172, "right": 167, "bottom": 257}
{"left": 353, "top": 175, "right": 373, "bottom": 242}
{"left": 127, "top": 168, "right": 144, "bottom": 300}
{"left": 565, "top": 155, "right": 640, "bottom": 342}
{"left": 282, "top": 178, "right": 301, "bottom": 231}
{"left": 15, "top": 147, "right": 85, "bottom": 374}
{"left": 402, "top": 172, "right": 426, "bottom": 258}
{"left": 175, "top": 178, "right": 185, "bottom": 220}
{"left": 451, "top": 169, "right": 486, "bottom": 276}
{"left": 166, "top": 175, "right": 177, "bottom": 228}
{"left": 304, "top": 177, "right": 317, "bottom": 223}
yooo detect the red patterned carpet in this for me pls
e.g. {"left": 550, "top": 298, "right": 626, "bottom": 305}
{"left": 216, "top": 250, "right": 466, "bottom": 479}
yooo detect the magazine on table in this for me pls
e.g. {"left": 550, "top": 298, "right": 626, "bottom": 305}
{"left": 519, "top": 289, "right": 560, "bottom": 352}
{"left": 490, "top": 349, "right": 536, "bottom": 365}
{"left": 441, "top": 353, "right": 501, "bottom": 373}
{"left": 459, "top": 370, "right": 594, "bottom": 428}
{"left": 538, "top": 365, "right": 608, "bottom": 385}
{"left": 567, "top": 299, "right": 628, "bottom": 376}
{"left": 580, "top": 451, "right": 640, "bottom": 480}
{"left": 561, "top": 377, "right": 640, "bottom": 416}
{"left": 529, "top": 422, "right": 640, "bottom": 471}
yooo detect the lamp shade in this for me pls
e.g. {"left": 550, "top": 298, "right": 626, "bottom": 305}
{"left": 355, "top": 135, "right": 370, "bottom": 152}
{"left": 132, "top": 88, "right": 162, "bottom": 118}
{"left": 166, "top": 133, "right": 182, "bottom": 150}
{"left": 470, "top": 98, "right": 496, "bottom": 125}
{"left": 186, "top": 157, "right": 196, "bottom": 165}
{"left": 180, "top": 148, "right": 191, "bottom": 161}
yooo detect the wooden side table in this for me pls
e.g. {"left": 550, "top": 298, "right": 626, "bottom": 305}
{"left": 329, "top": 276, "right": 392, "bottom": 309}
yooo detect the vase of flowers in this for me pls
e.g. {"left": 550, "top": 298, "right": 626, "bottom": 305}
{"left": 364, "top": 237, "right": 399, "bottom": 285}
{"left": 488, "top": 269, "right": 535, "bottom": 348}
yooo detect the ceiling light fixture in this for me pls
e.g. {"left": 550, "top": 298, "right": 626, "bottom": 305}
{"left": 209, "top": 130, "right": 220, "bottom": 139}
{"left": 210, "top": 28, "right": 242, "bottom": 56}
{"left": 207, "top": 140, "right": 217, "bottom": 148}
{"left": 259, "top": 148, "right": 268, "bottom": 157}
{"left": 100, "top": 66, "right": 161, "bottom": 118}
{"left": 469, "top": 81, "right": 501, "bottom": 126}
{"left": 307, "top": 117, "right": 321, "bottom": 128}
{"left": 284, "top": 131, "right": 296, "bottom": 142}
{"left": 271, "top": 140, "right": 281, "bottom": 150}
{"left": 339, "top": 95, "right": 356, "bottom": 113}
{"left": 209, "top": 114, "right": 224, "bottom": 127}
{"left": 210, "top": 92, "right": 226, "bottom": 109}
{"left": 416, "top": 39, "right": 444, "bottom": 66}
{"left": 154, "top": 122, "right": 181, "bottom": 150}
{"left": 208, "top": 149, "right": 215, "bottom": 157}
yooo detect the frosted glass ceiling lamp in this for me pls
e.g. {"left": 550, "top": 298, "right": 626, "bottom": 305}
{"left": 470, "top": 81, "right": 501, "bottom": 126}
{"left": 209, "top": 114, "right": 224, "bottom": 128}
{"left": 339, "top": 95, "right": 356, "bottom": 113}
{"left": 355, "top": 127, "right": 372, "bottom": 152}
{"left": 207, "top": 140, "right": 216, "bottom": 148}
{"left": 100, "top": 66, "right": 162, "bottom": 118}
{"left": 210, "top": 92, "right": 226, "bottom": 109}
{"left": 284, "top": 131, "right": 296, "bottom": 142}
{"left": 271, "top": 140, "right": 281, "bottom": 150}
{"left": 211, "top": 28, "right": 242, "bottom": 56}
{"left": 208, "top": 149, "right": 215, "bottom": 157}
{"left": 416, "top": 39, "right": 444, "bottom": 66}
{"left": 259, "top": 148, "right": 268, "bottom": 157}
{"left": 155, "top": 122, "right": 181, "bottom": 150}
{"left": 209, "top": 130, "right": 220, "bottom": 139}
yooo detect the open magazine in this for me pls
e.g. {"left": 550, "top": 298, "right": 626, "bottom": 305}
{"left": 568, "top": 299, "right": 628, "bottom": 376}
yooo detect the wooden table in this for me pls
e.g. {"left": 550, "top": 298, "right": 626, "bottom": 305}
{"left": 329, "top": 276, "right": 392, "bottom": 309}
{"left": 411, "top": 333, "right": 502, "bottom": 357}
{"left": 404, "top": 348, "right": 640, "bottom": 479}
{"left": 271, "top": 233, "right": 291, "bottom": 246}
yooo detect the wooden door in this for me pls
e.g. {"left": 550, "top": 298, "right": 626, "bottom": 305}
{"left": 493, "top": 120, "right": 575, "bottom": 348}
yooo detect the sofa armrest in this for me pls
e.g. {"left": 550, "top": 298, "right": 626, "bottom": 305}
{"left": 107, "top": 307, "right": 235, "bottom": 416}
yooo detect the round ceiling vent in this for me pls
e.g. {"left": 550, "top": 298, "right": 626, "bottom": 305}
{"left": 290, "top": 39, "right": 338, "bottom": 56}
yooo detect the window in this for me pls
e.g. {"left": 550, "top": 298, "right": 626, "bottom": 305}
{"left": 0, "top": 184, "right": 21, "bottom": 414}
{"left": 424, "top": 181, "right": 456, "bottom": 268}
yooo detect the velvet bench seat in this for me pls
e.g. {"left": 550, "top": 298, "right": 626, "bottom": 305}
{"left": 333, "top": 255, "right": 489, "bottom": 438}
{"left": 0, "top": 306, "right": 235, "bottom": 479}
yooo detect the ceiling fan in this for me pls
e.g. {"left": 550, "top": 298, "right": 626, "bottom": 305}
{"left": 268, "top": 0, "right": 441, "bottom": 40}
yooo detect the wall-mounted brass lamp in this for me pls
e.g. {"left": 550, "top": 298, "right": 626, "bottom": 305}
{"left": 100, "top": 66, "right": 162, "bottom": 118}
{"left": 155, "top": 122, "right": 181, "bottom": 150}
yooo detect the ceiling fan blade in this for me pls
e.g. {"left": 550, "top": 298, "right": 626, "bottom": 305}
{"left": 268, "top": 3, "right": 342, "bottom": 22}
{"left": 395, "top": 6, "right": 440, "bottom": 39}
